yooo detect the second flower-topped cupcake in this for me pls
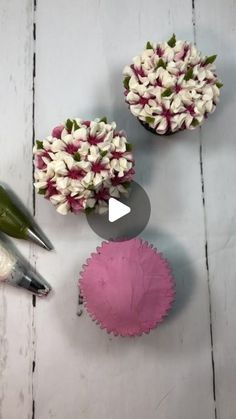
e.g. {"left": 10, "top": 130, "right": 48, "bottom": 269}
{"left": 34, "top": 118, "right": 134, "bottom": 215}
{"left": 123, "top": 34, "right": 223, "bottom": 136}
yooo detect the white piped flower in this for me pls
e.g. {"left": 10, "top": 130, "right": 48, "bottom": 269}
{"left": 57, "top": 201, "right": 70, "bottom": 215}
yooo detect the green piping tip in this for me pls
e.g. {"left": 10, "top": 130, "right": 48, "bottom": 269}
{"left": 0, "top": 184, "right": 53, "bottom": 251}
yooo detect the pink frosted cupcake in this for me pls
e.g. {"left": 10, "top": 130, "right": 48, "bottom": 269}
{"left": 79, "top": 239, "right": 175, "bottom": 337}
{"left": 123, "top": 34, "right": 222, "bottom": 136}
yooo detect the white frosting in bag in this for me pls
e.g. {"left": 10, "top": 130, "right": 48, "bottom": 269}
{"left": 0, "top": 244, "right": 16, "bottom": 281}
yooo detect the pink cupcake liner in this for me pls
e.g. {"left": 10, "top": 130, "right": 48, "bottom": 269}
{"left": 79, "top": 238, "right": 175, "bottom": 337}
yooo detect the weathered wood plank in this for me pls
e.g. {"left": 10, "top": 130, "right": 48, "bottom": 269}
{"left": 0, "top": 1, "right": 34, "bottom": 418}
{"left": 195, "top": 1, "right": 236, "bottom": 418}
{"left": 34, "top": 1, "right": 215, "bottom": 418}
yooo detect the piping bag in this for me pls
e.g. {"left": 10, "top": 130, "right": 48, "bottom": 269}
{"left": 0, "top": 235, "right": 51, "bottom": 296}
{"left": 0, "top": 184, "right": 53, "bottom": 251}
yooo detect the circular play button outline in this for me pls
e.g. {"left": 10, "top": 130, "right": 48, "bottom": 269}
{"left": 86, "top": 181, "right": 151, "bottom": 241}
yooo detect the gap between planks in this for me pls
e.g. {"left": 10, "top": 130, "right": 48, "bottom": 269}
{"left": 31, "top": 0, "right": 37, "bottom": 418}
{"left": 192, "top": 1, "right": 217, "bottom": 417}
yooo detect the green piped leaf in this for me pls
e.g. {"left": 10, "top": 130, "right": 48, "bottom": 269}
{"left": 216, "top": 81, "right": 223, "bottom": 89}
{"left": 38, "top": 188, "right": 46, "bottom": 195}
{"left": 122, "top": 181, "right": 131, "bottom": 189}
{"left": 161, "top": 87, "right": 172, "bottom": 97}
{"left": 100, "top": 150, "right": 107, "bottom": 157}
{"left": 100, "top": 117, "right": 107, "bottom": 124}
{"left": 123, "top": 76, "right": 131, "bottom": 90}
{"left": 85, "top": 207, "right": 95, "bottom": 214}
{"left": 36, "top": 140, "right": 43, "bottom": 150}
{"left": 126, "top": 143, "right": 133, "bottom": 152}
{"left": 74, "top": 152, "right": 81, "bottom": 161}
{"left": 192, "top": 118, "right": 200, "bottom": 127}
{"left": 87, "top": 184, "right": 95, "bottom": 191}
{"left": 146, "top": 41, "right": 153, "bottom": 50}
{"left": 145, "top": 116, "right": 155, "bottom": 124}
{"left": 167, "top": 33, "right": 176, "bottom": 48}
{"left": 73, "top": 119, "right": 80, "bottom": 130}
{"left": 204, "top": 55, "right": 217, "bottom": 65}
{"left": 65, "top": 118, "right": 73, "bottom": 133}
{"left": 184, "top": 68, "right": 194, "bottom": 81}
{"left": 155, "top": 58, "right": 167, "bottom": 69}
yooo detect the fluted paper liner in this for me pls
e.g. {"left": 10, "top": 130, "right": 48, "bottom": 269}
{"left": 79, "top": 238, "right": 175, "bottom": 337}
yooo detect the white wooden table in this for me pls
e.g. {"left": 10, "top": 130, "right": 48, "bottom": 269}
{"left": 0, "top": 1, "right": 235, "bottom": 418}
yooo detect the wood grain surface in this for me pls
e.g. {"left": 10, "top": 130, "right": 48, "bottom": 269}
{"left": 0, "top": 1, "right": 34, "bottom": 419}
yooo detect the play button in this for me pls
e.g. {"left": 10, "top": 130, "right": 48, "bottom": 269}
{"left": 109, "top": 198, "right": 131, "bottom": 222}
{"left": 86, "top": 181, "right": 151, "bottom": 241}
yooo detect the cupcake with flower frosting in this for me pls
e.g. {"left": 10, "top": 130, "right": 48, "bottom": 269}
{"left": 80, "top": 239, "right": 175, "bottom": 337}
{"left": 33, "top": 118, "right": 134, "bottom": 215}
{"left": 123, "top": 34, "right": 223, "bottom": 135}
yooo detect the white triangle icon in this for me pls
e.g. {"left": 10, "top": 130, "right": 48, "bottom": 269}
{"left": 108, "top": 198, "right": 131, "bottom": 222}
